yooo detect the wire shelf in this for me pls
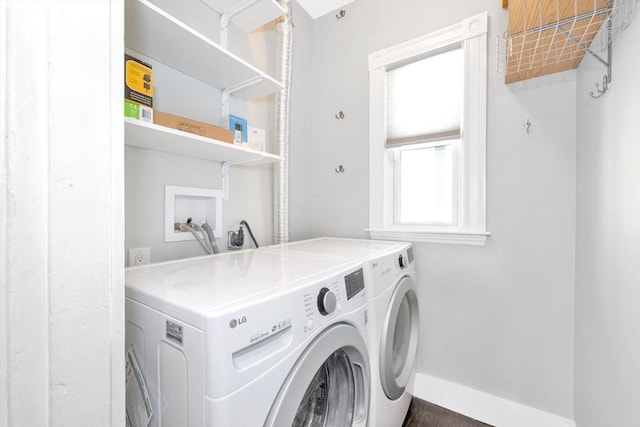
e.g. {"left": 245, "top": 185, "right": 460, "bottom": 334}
{"left": 497, "top": 0, "right": 638, "bottom": 83}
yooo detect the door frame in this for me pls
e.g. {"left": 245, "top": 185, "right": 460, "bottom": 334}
{"left": 0, "top": 2, "right": 125, "bottom": 425}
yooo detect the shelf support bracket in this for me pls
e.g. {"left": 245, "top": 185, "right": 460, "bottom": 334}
{"left": 558, "top": 26, "right": 609, "bottom": 68}
{"left": 559, "top": 11, "right": 613, "bottom": 99}
{"left": 589, "top": 17, "right": 613, "bottom": 99}
{"left": 221, "top": 157, "right": 265, "bottom": 200}
{"left": 221, "top": 76, "right": 265, "bottom": 118}
{"left": 220, "top": 0, "right": 258, "bottom": 49}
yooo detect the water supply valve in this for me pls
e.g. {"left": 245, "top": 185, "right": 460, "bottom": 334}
{"left": 227, "top": 228, "right": 244, "bottom": 250}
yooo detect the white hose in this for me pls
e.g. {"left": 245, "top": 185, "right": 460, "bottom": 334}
{"left": 182, "top": 223, "right": 213, "bottom": 255}
{"left": 274, "top": 0, "right": 293, "bottom": 244}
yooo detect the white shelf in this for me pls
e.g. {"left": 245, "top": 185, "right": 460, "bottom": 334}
{"left": 202, "top": 0, "right": 285, "bottom": 33}
{"left": 125, "top": 118, "right": 283, "bottom": 165}
{"left": 125, "top": 0, "right": 283, "bottom": 100}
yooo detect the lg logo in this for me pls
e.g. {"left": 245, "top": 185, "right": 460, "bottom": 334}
{"left": 229, "top": 316, "right": 247, "bottom": 328}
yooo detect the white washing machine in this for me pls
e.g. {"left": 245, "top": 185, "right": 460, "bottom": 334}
{"left": 125, "top": 249, "right": 370, "bottom": 426}
{"left": 260, "top": 238, "right": 420, "bottom": 427}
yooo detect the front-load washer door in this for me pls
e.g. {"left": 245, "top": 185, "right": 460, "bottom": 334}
{"left": 379, "top": 276, "right": 419, "bottom": 400}
{"left": 265, "top": 324, "right": 369, "bottom": 427}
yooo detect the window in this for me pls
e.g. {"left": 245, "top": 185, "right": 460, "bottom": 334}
{"left": 368, "top": 12, "right": 489, "bottom": 246}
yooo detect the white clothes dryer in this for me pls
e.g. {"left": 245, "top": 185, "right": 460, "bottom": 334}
{"left": 125, "top": 249, "right": 370, "bottom": 427}
{"left": 260, "top": 238, "right": 420, "bottom": 427}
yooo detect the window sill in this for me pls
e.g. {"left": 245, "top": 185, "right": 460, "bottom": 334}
{"left": 366, "top": 228, "right": 490, "bottom": 246}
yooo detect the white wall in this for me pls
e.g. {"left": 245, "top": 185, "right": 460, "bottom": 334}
{"left": 574, "top": 14, "right": 640, "bottom": 427}
{"left": 1, "top": 1, "right": 124, "bottom": 425}
{"left": 125, "top": 1, "right": 277, "bottom": 263}
{"left": 300, "top": 0, "right": 576, "bottom": 418}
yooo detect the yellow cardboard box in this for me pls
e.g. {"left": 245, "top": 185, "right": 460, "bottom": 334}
{"left": 124, "top": 54, "right": 153, "bottom": 122}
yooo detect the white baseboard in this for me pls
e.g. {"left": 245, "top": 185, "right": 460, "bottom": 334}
{"left": 412, "top": 373, "right": 576, "bottom": 427}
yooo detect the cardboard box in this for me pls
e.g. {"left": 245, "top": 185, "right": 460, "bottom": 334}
{"left": 154, "top": 111, "right": 234, "bottom": 143}
{"left": 124, "top": 54, "right": 153, "bottom": 122}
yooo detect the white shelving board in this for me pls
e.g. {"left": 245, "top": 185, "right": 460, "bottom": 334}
{"left": 202, "top": 0, "right": 285, "bottom": 33}
{"left": 125, "top": 118, "right": 283, "bottom": 165}
{"left": 125, "top": 0, "right": 283, "bottom": 100}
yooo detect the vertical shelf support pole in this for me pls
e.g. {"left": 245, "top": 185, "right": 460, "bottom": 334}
{"left": 221, "top": 161, "right": 230, "bottom": 200}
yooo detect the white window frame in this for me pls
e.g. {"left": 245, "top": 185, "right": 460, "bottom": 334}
{"left": 367, "top": 12, "right": 489, "bottom": 246}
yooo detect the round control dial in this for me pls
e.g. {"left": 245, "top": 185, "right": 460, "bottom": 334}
{"left": 398, "top": 253, "right": 406, "bottom": 269}
{"left": 317, "top": 287, "right": 337, "bottom": 315}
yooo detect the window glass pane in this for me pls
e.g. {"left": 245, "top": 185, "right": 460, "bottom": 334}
{"left": 392, "top": 296, "right": 410, "bottom": 377}
{"left": 397, "top": 144, "right": 455, "bottom": 225}
{"left": 386, "top": 47, "right": 463, "bottom": 146}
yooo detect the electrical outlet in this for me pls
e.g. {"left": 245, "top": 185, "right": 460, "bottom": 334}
{"left": 129, "top": 247, "right": 151, "bottom": 266}
{"left": 227, "top": 230, "right": 243, "bottom": 250}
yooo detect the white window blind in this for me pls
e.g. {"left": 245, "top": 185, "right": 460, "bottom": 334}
{"left": 385, "top": 46, "right": 463, "bottom": 148}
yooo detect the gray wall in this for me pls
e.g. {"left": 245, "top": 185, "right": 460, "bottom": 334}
{"left": 288, "top": 1, "right": 315, "bottom": 242}
{"left": 574, "top": 15, "right": 640, "bottom": 427}
{"left": 297, "top": 1, "right": 576, "bottom": 418}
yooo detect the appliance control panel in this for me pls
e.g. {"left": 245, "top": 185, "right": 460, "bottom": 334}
{"left": 344, "top": 268, "right": 365, "bottom": 300}
{"left": 317, "top": 287, "right": 337, "bottom": 315}
{"left": 398, "top": 246, "right": 415, "bottom": 270}
{"left": 300, "top": 265, "right": 366, "bottom": 332}
{"left": 202, "top": 262, "right": 368, "bottom": 400}
{"left": 370, "top": 244, "right": 415, "bottom": 297}
{"left": 302, "top": 277, "right": 342, "bottom": 324}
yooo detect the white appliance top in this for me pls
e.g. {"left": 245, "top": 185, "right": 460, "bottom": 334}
{"left": 125, "top": 249, "right": 362, "bottom": 327}
{"left": 263, "top": 237, "right": 409, "bottom": 262}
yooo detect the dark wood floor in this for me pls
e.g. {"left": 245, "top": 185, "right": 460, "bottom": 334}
{"left": 402, "top": 397, "right": 493, "bottom": 427}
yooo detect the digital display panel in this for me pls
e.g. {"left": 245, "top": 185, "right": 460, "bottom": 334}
{"left": 345, "top": 268, "right": 365, "bottom": 300}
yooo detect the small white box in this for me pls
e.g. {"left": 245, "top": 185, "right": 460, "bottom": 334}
{"left": 248, "top": 127, "right": 265, "bottom": 151}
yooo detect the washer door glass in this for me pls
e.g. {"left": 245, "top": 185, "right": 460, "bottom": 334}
{"left": 380, "top": 276, "right": 419, "bottom": 400}
{"left": 265, "top": 324, "right": 369, "bottom": 427}
{"left": 392, "top": 296, "right": 412, "bottom": 377}
{"left": 294, "top": 350, "right": 354, "bottom": 427}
